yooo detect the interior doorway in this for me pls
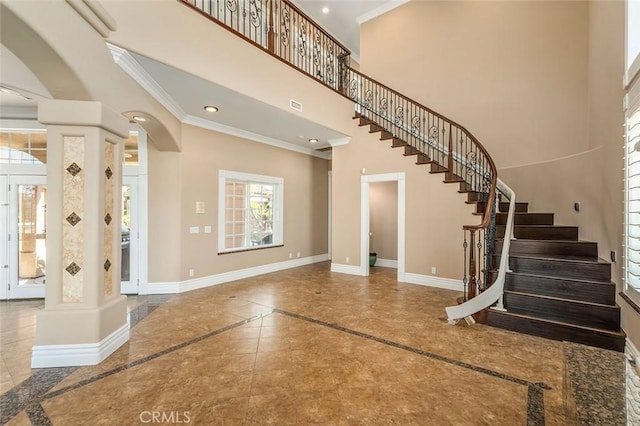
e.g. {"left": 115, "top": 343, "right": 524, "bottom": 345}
{"left": 360, "top": 172, "right": 406, "bottom": 280}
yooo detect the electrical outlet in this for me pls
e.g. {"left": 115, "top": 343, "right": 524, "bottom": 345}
{"left": 189, "top": 269, "right": 194, "bottom": 277}
{"left": 431, "top": 266, "right": 437, "bottom": 275}
{"left": 289, "top": 253, "right": 292, "bottom": 259}
{"left": 346, "top": 257, "right": 350, "bottom": 263}
{"left": 297, "top": 251, "right": 300, "bottom": 258}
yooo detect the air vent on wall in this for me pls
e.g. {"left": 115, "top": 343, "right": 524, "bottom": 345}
{"left": 290, "top": 99, "right": 302, "bottom": 112}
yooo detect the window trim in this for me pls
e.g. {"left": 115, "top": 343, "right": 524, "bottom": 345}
{"left": 217, "top": 170, "right": 284, "bottom": 254}
{"left": 624, "top": 47, "right": 640, "bottom": 307}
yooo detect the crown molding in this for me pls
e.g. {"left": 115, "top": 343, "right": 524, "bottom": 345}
{"left": 183, "top": 115, "right": 331, "bottom": 160}
{"left": 356, "top": 0, "right": 410, "bottom": 25}
{"left": 0, "top": 106, "right": 38, "bottom": 120}
{"left": 108, "top": 44, "right": 331, "bottom": 160}
{"left": 107, "top": 43, "right": 187, "bottom": 120}
{"left": 328, "top": 136, "right": 351, "bottom": 147}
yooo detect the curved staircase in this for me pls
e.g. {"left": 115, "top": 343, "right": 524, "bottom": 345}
{"left": 356, "top": 111, "right": 626, "bottom": 352}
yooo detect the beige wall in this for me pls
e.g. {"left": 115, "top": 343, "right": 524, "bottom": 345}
{"left": 175, "top": 125, "right": 329, "bottom": 281}
{"left": 332, "top": 125, "right": 476, "bottom": 278}
{"left": 147, "top": 143, "right": 183, "bottom": 282}
{"left": 369, "top": 181, "right": 398, "bottom": 261}
{"left": 360, "top": 0, "right": 590, "bottom": 168}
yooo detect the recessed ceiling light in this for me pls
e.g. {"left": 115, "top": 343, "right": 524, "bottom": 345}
{"left": 322, "top": 6, "right": 329, "bottom": 14}
{"left": 204, "top": 105, "right": 219, "bottom": 113}
{"left": 132, "top": 116, "right": 147, "bottom": 122}
{"left": 309, "top": 138, "right": 319, "bottom": 143}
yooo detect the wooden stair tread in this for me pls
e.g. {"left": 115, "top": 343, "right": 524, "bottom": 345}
{"left": 508, "top": 253, "right": 607, "bottom": 264}
{"left": 503, "top": 290, "right": 617, "bottom": 309}
{"left": 506, "top": 271, "right": 615, "bottom": 287}
{"left": 489, "top": 310, "right": 626, "bottom": 337}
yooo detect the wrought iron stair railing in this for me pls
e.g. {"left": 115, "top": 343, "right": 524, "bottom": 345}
{"left": 182, "top": 0, "right": 350, "bottom": 92}
{"left": 180, "top": 0, "right": 513, "bottom": 319}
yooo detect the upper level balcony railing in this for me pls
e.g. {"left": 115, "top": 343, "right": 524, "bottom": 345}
{"left": 181, "top": 0, "right": 351, "bottom": 92}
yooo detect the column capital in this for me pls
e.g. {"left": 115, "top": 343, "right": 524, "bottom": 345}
{"left": 38, "top": 99, "right": 130, "bottom": 138}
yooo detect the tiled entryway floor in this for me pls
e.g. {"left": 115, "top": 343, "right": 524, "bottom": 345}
{"left": 0, "top": 263, "right": 628, "bottom": 425}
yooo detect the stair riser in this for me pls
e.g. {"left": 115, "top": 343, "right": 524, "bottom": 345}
{"left": 496, "top": 213, "right": 554, "bottom": 225}
{"left": 486, "top": 312, "right": 625, "bottom": 352}
{"left": 358, "top": 117, "right": 373, "bottom": 126}
{"left": 503, "top": 293, "right": 620, "bottom": 331}
{"left": 496, "top": 226, "right": 578, "bottom": 241}
{"left": 506, "top": 274, "right": 616, "bottom": 305}
{"left": 467, "top": 192, "right": 489, "bottom": 203}
{"left": 496, "top": 240, "right": 598, "bottom": 257}
{"left": 477, "top": 202, "right": 528, "bottom": 213}
{"left": 509, "top": 257, "right": 610, "bottom": 282}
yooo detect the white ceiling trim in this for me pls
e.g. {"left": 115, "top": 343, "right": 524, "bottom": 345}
{"left": 183, "top": 115, "right": 330, "bottom": 159}
{"left": 356, "top": 0, "right": 410, "bottom": 25}
{"left": 107, "top": 43, "right": 330, "bottom": 160}
{"left": 0, "top": 106, "right": 38, "bottom": 120}
{"left": 328, "top": 136, "right": 351, "bottom": 147}
{"left": 107, "top": 43, "right": 187, "bottom": 120}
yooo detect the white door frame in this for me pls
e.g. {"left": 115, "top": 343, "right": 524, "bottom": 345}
{"left": 0, "top": 175, "right": 8, "bottom": 300}
{"left": 360, "top": 172, "right": 405, "bottom": 280}
{"left": 328, "top": 170, "right": 332, "bottom": 260}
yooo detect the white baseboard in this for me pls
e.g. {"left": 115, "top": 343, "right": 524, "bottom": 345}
{"left": 141, "top": 282, "right": 180, "bottom": 294}
{"left": 374, "top": 258, "right": 398, "bottom": 268}
{"left": 330, "top": 263, "right": 364, "bottom": 276}
{"left": 31, "top": 320, "right": 130, "bottom": 368}
{"left": 403, "top": 273, "right": 463, "bottom": 291}
{"left": 147, "top": 254, "right": 329, "bottom": 294}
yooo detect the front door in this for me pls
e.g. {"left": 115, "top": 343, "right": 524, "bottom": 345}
{"left": 7, "top": 175, "right": 47, "bottom": 299}
{"left": 120, "top": 176, "right": 138, "bottom": 294}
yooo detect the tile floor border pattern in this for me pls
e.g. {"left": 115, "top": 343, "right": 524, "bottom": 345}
{"left": 2, "top": 304, "right": 554, "bottom": 425}
{"left": 274, "top": 309, "right": 550, "bottom": 425}
{"left": 0, "top": 299, "right": 172, "bottom": 425}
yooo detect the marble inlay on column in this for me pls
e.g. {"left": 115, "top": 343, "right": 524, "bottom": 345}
{"left": 62, "top": 136, "right": 85, "bottom": 303}
{"left": 103, "top": 142, "right": 115, "bottom": 296}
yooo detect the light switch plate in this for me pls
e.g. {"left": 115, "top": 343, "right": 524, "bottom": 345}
{"left": 204, "top": 226, "right": 212, "bottom": 234}
{"left": 190, "top": 226, "right": 199, "bottom": 234}
{"left": 196, "top": 201, "right": 205, "bottom": 214}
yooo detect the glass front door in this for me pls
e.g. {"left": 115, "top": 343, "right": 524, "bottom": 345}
{"left": 120, "top": 177, "right": 138, "bottom": 294}
{"left": 3, "top": 176, "right": 139, "bottom": 298}
{"left": 8, "top": 176, "right": 47, "bottom": 299}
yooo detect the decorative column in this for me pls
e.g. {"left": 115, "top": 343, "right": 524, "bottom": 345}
{"left": 32, "top": 100, "right": 130, "bottom": 368}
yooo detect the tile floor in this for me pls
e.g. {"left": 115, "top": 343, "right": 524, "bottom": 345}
{"left": 0, "top": 263, "right": 631, "bottom": 425}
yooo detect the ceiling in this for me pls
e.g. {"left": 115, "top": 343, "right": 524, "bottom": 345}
{"left": 0, "top": 0, "right": 405, "bottom": 155}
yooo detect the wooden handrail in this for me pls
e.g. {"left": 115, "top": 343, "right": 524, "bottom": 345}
{"left": 347, "top": 66, "right": 497, "bottom": 231}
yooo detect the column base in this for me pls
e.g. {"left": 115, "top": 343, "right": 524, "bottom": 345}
{"left": 31, "top": 295, "right": 129, "bottom": 368}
